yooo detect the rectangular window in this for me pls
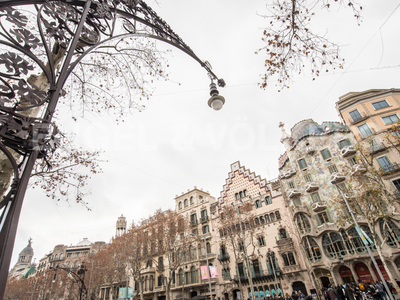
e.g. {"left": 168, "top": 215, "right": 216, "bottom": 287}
{"left": 320, "top": 149, "right": 332, "bottom": 160}
{"left": 202, "top": 225, "right": 209, "bottom": 234}
{"left": 190, "top": 214, "right": 197, "bottom": 225}
{"left": 288, "top": 181, "right": 295, "bottom": 189}
{"left": 264, "top": 196, "right": 272, "bottom": 204}
{"left": 392, "top": 179, "right": 400, "bottom": 191}
{"left": 382, "top": 114, "right": 399, "bottom": 125}
{"left": 348, "top": 156, "right": 357, "bottom": 166}
{"left": 257, "top": 236, "right": 266, "bottom": 246}
{"left": 338, "top": 138, "right": 351, "bottom": 149}
{"left": 304, "top": 174, "right": 312, "bottom": 182}
{"left": 298, "top": 158, "right": 307, "bottom": 170}
{"left": 200, "top": 209, "right": 208, "bottom": 221}
{"left": 317, "top": 212, "right": 329, "bottom": 224}
{"left": 328, "top": 164, "right": 338, "bottom": 174}
{"left": 377, "top": 156, "right": 394, "bottom": 172}
{"left": 358, "top": 123, "right": 373, "bottom": 138}
{"left": 311, "top": 192, "right": 321, "bottom": 203}
{"left": 372, "top": 100, "right": 389, "bottom": 110}
{"left": 349, "top": 109, "right": 362, "bottom": 122}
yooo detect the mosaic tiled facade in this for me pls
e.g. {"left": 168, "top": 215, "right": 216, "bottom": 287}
{"left": 278, "top": 117, "right": 400, "bottom": 290}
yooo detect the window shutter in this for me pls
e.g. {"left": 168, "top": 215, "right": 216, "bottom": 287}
{"left": 235, "top": 266, "right": 239, "bottom": 278}
{"left": 250, "top": 264, "right": 255, "bottom": 277}
{"left": 244, "top": 265, "right": 248, "bottom": 279}
{"left": 258, "top": 260, "right": 263, "bottom": 273}
{"left": 275, "top": 258, "right": 280, "bottom": 271}
{"left": 266, "top": 260, "right": 272, "bottom": 275}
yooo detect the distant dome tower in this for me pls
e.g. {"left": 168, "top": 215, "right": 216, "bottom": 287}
{"left": 116, "top": 214, "right": 127, "bottom": 236}
{"left": 9, "top": 238, "right": 34, "bottom": 277}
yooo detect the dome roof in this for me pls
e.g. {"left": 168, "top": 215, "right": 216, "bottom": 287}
{"left": 76, "top": 238, "right": 91, "bottom": 246}
{"left": 21, "top": 238, "right": 33, "bottom": 254}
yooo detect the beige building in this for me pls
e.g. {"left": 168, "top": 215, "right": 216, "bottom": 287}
{"left": 336, "top": 88, "right": 400, "bottom": 200}
{"left": 278, "top": 118, "right": 400, "bottom": 290}
{"left": 212, "top": 161, "right": 312, "bottom": 300}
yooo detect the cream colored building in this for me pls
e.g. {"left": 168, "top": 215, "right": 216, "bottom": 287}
{"left": 336, "top": 88, "right": 400, "bottom": 202}
{"left": 212, "top": 161, "right": 312, "bottom": 300}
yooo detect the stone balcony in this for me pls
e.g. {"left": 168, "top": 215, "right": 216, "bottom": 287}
{"left": 291, "top": 205, "right": 310, "bottom": 216}
{"left": 330, "top": 172, "right": 346, "bottom": 184}
{"left": 276, "top": 238, "right": 294, "bottom": 253}
{"left": 305, "top": 182, "right": 319, "bottom": 193}
{"left": 282, "top": 264, "right": 301, "bottom": 275}
{"left": 317, "top": 222, "right": 336, "bottom": 232}
{"left": 350, "top": 164, "right": 367, "bottom": 176}
{"left": 311, "top": 201, "right": 326, "bottom": 212}
{"left": 287, "top": 188, "right": 301, "bottom": 199}
{"left": 281, "top": 169, "right": 296, "bottom": 179}
{"left": 306, "top": 146, "right": 315, "bottom": 155}
{"left": 341, "top": 145, "right": 356, "bottom": 157}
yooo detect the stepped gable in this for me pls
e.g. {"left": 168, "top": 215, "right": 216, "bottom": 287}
{"left": 217, "top": 161, "right": 269, "bottom": 205}
{"left": 289, "top": 119, "right": 350, "bottom": 149}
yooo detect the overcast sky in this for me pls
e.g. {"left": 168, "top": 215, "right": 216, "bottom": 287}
{"left": 10, "top": 0, "right": 400, "bottom": 267}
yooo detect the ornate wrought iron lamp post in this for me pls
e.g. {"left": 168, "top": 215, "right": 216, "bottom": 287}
{"left": 0, "top": 1, "right": 225, "bottom": 298}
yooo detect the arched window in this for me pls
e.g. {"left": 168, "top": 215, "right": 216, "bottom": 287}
{"left": 190, "top": 196, "right": 194, "bottom": 204}
{"left": 235, "top": 193, "right": 239, "bottom": 200}
{"left": 259, "top": 216, "right": 265, "bottom": 224}
{"left": 270, "top": 213, "right": 276, "bottom": 222}
{"left": 145, "top": 276, "right": 148, "bottom": 291}
{"left": 322, "top": 233, "right": 336, "bottom": 259}
{"left": 279, "top": 228, "right": 288, "bottom": 239}
{"left": 380, "top": 219, "right": 400, "bottom": 248}
{"left": 54, "top": 254, "right": 58, "bottom": 260}
{"left": 59, "top": 253, "right": 64, "bottom": 259}
{"left": 361, "top": 225, "right": 379, "bottom": 251}
{"left": 340, "top": 230, "right": 354, "bottom": 255}
{"left": 296, "top": 214, "right": 311, "bottom": 234}
{"left": 178, "top": 269, "right": 184, "bottom": 286}
{"left": 158, "top": 256, "right": 163, "bottom": 267}
{"left": 74, "top": 260, "right": 79, "bottom": 267}
{"left": 255, "top": 218, "right": 260, "bottom": 226}
{"left": 149, "top": 275, "right": 154, "bottom": 291}
{"left": 347, "top": 227, "right": 366, "bottom": 254}
{"left": 265, "top": 214, "right": 270, "bottom": 223}
{"left": 184, "top": 199, "right": 188, "bottom": 207}
{"left": 178, "top": 202, "right": 182, "bottom": 209}
{"left": 198, "top": 244, "right": 202, "bottom": 257}
{"left": 255, "top": 200, "right": 262, "bottom": 208}
{"left": 190, "top": 266, "right": 196, "bottom": 283}
{"left": 244, "top": 190, "right": 248, "bottom": 196}
{"left": 275, "top": 211, "right": 281, "bottom": 220}
{"left": 322, "top": 232, "right": 348, "bottom": 259}
{"left": 303, "top": 237, "right": 321, "bottom": 262}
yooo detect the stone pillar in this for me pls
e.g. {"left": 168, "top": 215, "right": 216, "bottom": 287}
{"left": 365, "top": 260, "right": 379, "bottom": 282}
{"left": 348, "top": 263, "right": 359, "bottom": 282}
{"left": 330, "top": 269, "right": 338, "bottom": 286}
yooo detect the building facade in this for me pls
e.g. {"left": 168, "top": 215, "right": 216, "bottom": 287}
{"left": 336, "top": 88, "right": 400, "bottom": 202}
{"left": 212, "top": 161, "right": 312, "bottom": 300}
{"left": 278, "top": 118, "right": 400, "bottom": 290}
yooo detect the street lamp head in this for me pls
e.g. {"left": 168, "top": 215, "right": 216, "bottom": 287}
{"left": 331, "top": 179, "right": 337, "bottom": 185}
{"left": 208, "top": 82, "right": 225, "bottom": 111}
